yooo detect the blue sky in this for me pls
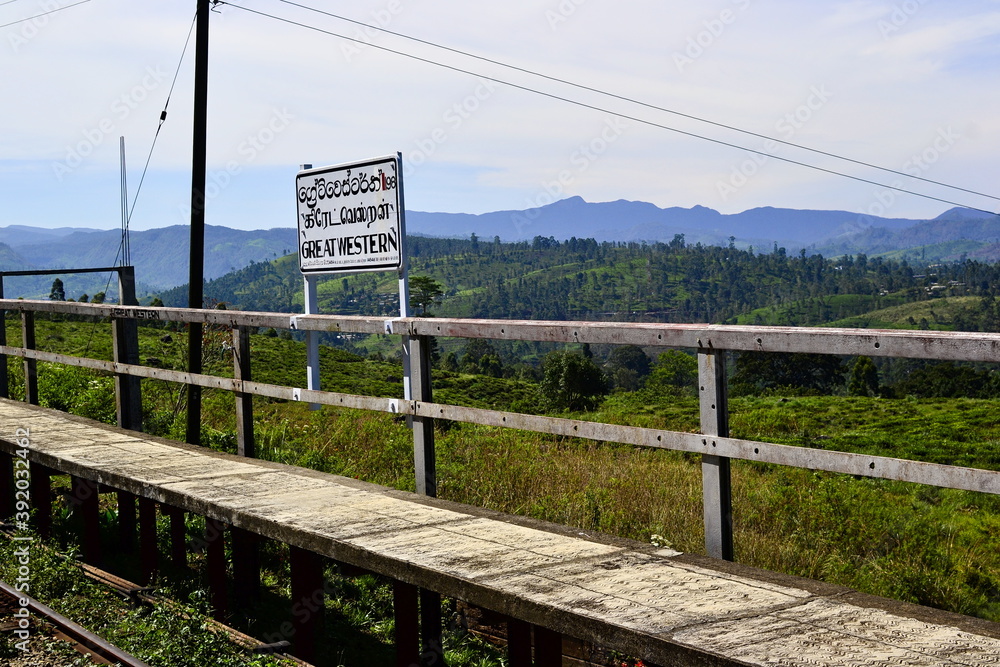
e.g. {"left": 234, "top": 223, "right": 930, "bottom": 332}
{"left": 2, "top": 0, "right": 999, "bottom": 233}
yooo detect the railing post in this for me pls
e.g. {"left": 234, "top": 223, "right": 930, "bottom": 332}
{"left": 21, "top": 310, "right": 37, "bottom": 405}
{"left": 408, "top": 333, "right": 444, "bottom": 666}
{"left": 699, "top": 348, "right": 734, "bottom": 561}
{"left": 410, "top": 334, "right": 436, "bottom": 497}
{"left": 113, "top": 268, "right": 142, "bottom": 432}
{"left": 232, "top": 325, "right": 254, "bottom": 458}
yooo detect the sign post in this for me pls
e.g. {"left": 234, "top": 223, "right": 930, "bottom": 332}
{"left": 295, "top": 153, "right": 409, "bottom": 402}
{"left": 294, "top": 152, "right": 438, "bottom": 663}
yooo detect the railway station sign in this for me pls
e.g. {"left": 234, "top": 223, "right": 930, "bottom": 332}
{"left": 295, "top": 154, "right": 403, "bottom": 274}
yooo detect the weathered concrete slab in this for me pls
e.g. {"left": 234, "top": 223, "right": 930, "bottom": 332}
{"left": 2, "top": 399, "right": 999, "bottom": 666}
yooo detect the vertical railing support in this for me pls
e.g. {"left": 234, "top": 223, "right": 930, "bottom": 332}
{"left": 232, "top": 325, "right": 254, "bottom": 457}
{"left": 206, "top": 518, "right": 228, "bottom": 621}
{"left": 113, "top": 267, "right": 142, "bottom": 432}
{"left": 117, "top": 491, "right": 136, "bottom": 552}
{"left": 409, "top": 334, "right": 436, "bottom": 497}
{"left": 699, "top": 348, "right": 734, "bottom": 561}
{"left": 393, "top": 580, "right": 420, "bottom": 667}
{"left": 408, "top": 333, "right": 444, "bottom": 666}
{"left": 138, "top": 497, "right": 158, "bottom": 584}
{"left": 21, "top": 310, "right": 37, "bottom": 405}
{"left": 289, "top": 546, "right": 324, "bottom": 663}
{"left": 29, "top": 464, "right": 52, "bottom": 540}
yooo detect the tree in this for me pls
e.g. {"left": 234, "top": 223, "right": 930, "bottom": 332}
{"left": 605, "top": 345, "right": 652, "bottom": 391}
{"left": 731, "top": 351, "right": 845, "bottom": 394}
{"left": 848, "top": 356, "right": 879, "bottom": 397}
{"left": 409, "top": 276, "right": 444, "bottom": 316}
{"left": 645, "top": 350, "right": 698, "bottom": 395}
{"left": 460, "top": 339, "right": 504, "bottom": 377}
{"left": 49, "top": 278, "right": 65, "bottom": 301}
{"left": 91, "top": 292, "right": 106, "bottom": 304}
{"left": 540, "top": 350, "right": 608, "bottom": 412}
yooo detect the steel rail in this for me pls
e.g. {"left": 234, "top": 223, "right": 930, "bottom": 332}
{"left": 0, "top": 578, "right": 153, "bottom": 667}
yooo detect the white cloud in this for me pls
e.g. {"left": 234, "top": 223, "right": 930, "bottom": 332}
{"left": 0, "top": 0, "right": 996, "bottom": 231}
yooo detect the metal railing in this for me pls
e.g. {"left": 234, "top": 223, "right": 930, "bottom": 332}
{"left": 1, "top": 297, "right": 998, "bottom": 561}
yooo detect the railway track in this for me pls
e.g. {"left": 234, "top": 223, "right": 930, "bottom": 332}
{"left": 0, "top": 578, "right": 152, "bottom": 666}
{"left": 0, "top": 526, "right": 308, "bottom": 667}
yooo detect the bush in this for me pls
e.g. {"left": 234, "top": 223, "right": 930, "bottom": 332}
{"left": 540, "top": 350, "right": 608, "bottom": 412}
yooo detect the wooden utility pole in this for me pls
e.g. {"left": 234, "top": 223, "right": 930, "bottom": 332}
{"left": 186, "top": 0, "right": 210, "bottom": 446}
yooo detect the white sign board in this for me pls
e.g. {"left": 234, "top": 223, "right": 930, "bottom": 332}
{"left": 295, "top": 155, "right": 403, "bottom": 274}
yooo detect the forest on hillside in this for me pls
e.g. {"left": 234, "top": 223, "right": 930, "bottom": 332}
{"left": 159, "top": 234, "right": 1000, "bottom": 331}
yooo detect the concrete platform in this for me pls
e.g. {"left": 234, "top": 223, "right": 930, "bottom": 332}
{"left": 2, "top": 398, "right": 999, "bottom": 666}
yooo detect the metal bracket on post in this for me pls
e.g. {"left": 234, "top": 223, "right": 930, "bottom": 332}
{"left": 303, "top": 275, "right": 321, "bottom": 410}
{"left": 699, "top": 347, "right": 734, "bottom": 561}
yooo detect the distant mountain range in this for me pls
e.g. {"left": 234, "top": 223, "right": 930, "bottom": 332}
{"left": 0, "top": 225, "right": 296, "bottom": 298}
{"left": 0, "top": 198, "right": 996, "bottom": 296}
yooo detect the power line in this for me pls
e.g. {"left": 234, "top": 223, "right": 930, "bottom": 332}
{"left": 219, "top": 2, "right": 997, "bottom": 216}
{"left": 0, "top": 0, "right": 91, "bottom": 30}
{"left": 125, "top": 9, "right": 197, "bottom": 227}
{"left": 277, "top": 0, "right": 999, "bottom": 206}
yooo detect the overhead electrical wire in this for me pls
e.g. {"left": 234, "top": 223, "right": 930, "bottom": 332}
{"left": 124, "top": 9, "right": 197, "bottom": 227}
{"left": 277, "top": 0, "right": 999, "bottom": 206}
{"left": 85, "top": 11, "right": 197, "bottom": 357}
{"left": 218, "top": 1, "right": 997, "bottom": 216}
{"left": 0, "top": 0, "right": 91, "bottom": 30}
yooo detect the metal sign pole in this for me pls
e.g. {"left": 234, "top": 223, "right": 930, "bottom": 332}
{"left": 297, "top": 163, "right": 321, "bottom": 410}
{"left": 397, "top": 158, "right": 412, "bottom": 403}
